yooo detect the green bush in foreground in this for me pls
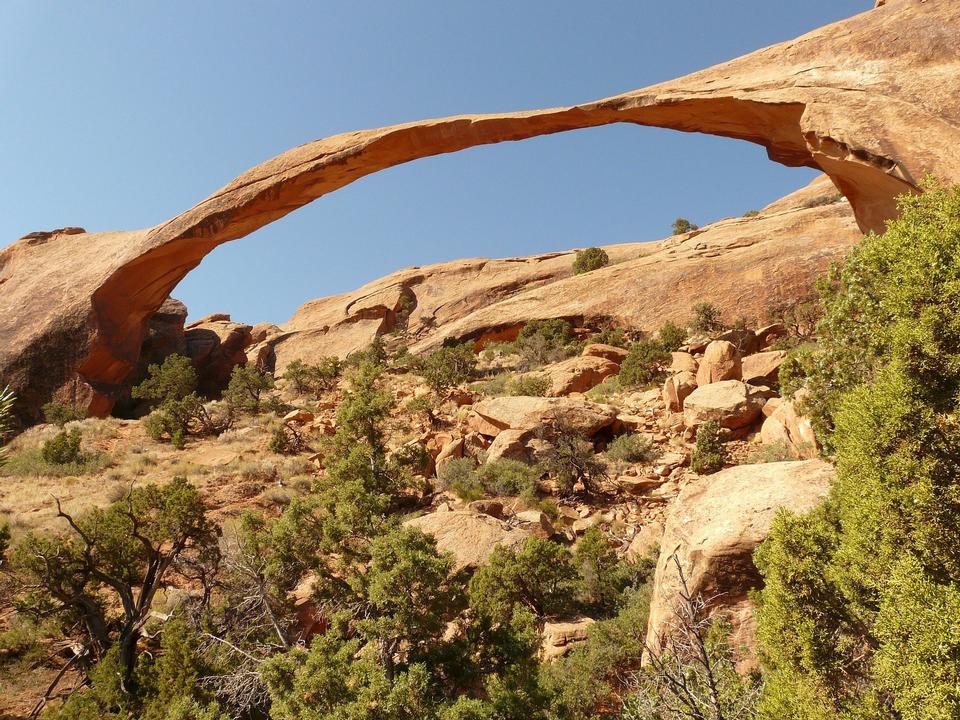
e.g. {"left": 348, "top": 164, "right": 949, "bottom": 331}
{"left": 572, "top": 247, "right": 609, "bottom": 275}
{"left": 755, "top": 182, "right": 960, "bottom": 718}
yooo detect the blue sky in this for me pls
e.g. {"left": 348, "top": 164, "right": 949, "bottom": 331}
{"left": 0, "top": 1, "right": 869, "bottom": 324}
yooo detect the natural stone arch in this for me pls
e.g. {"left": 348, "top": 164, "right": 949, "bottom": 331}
{"left": 1, "top": 0, "right": 958, "bottom": 419}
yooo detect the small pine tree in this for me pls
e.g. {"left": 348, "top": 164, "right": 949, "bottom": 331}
{"left": 656, "top": 321, "right": 686, "bottom": 351}
{"left": 572, "top": 247, "right": 610, "bottom": 275}
{"left": 619, "top": 339, "right": 670, "bottom": 388}
{"left": 691, "top": 421, "right": 726, "bottom": 474}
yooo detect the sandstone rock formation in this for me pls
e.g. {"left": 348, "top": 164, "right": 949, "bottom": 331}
{"left": 696, "top": 341, "right": 742, "bottom": 387}
{"left": 742, "top": 350, "right": 788, "bottom": 385}
{"left": 3, "top": 0, "right": 958, "bottom": 420}
{"left": 469, "top": 396, "right": 618, "bottom": 438}
{"left": 404, "top": 510, "right": 531, "bottom": 570}
{"left": 682, "top": 380, "right": 766, "bottom": 431}
{"left": 645, "top": 459, "right": 835, "bottom": 666}
{"left": 662, "top": 371, "right": 698, "bottom": 413}
{"left": 761, "top": 396, "right": 820, "bottom": 459}
{"left": 527, "top": 355, "right": 620, "bottom": 397}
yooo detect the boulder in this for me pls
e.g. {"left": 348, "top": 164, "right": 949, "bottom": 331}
{"left": 582, "top": 343, "right": 628, "bottom": 364}
{"left": 485, "top": 428, "right": 531, "bottom": 464}
{"left": 184, "top": 317, "right": 253, "bottom": 395}
{"left": 541, "top": 617, "right": 595, "bottom": 661}
{"left": 755, "top": 323, "right": 788, "bottom": 349}
{"left": 669, "top": 352, "right": 698, "bottom": 374}
{"left": 741, "top": 350, "right": 787, "bottom": 385}
{"left": 662, "top": 370, "right": 698, "bottom": 413}
{"left": 645, "top": 459, "right": 834, "bottom": 667}
{"left": 469, "top": 396, "right": 618, "bottom": 438}
{"left": 404, "top": 511, "right": 531, "bottom": 570}
{"left": 761, "top": 397, "right": 819, "bottom": 459}
{"left": 696, "top": 341, "right": 742, "bottom": 387}
{"left": 532, "top": 355, "right": 619, "bottom": 396}
{"left": 434, "top": 437, "right": 465, "bottom": 471}
{"left": 715, "top": 328, "right": 759, "bottom": 356}
{"left": 627, "top": 520, "right": 665, "bottom": 562}
{"left": 683, "top": 380, "right": 765, "bottom": 431}
{"left": 513, "top": 509, "right": 555, "bottom": 537}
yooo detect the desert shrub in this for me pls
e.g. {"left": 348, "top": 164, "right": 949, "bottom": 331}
{"left": 143, "top": 393, "right": 231, "bottom": 446}
{"left": 40, "top": 428, "right": 83, "bottom": 465}
{"left": 404, "top": 394, "right": 434, "bottom": 417}
{"left": 688, "top": 302, "right": 725, "bottom": 333}
{"left": 469, "top": 536, "right": 580, "bottom": 623}
{"left": 344, "top": 337, "right": 388, "bottom": 368}
{"left": 671, "top": 217, "right": 698, "bottom": 235}
{"left": 606, "top": 433, "right": 655, "bottom": 463}
{"left": 283, "top": 357, "right": 342, "bottom": 396}
{"left": 224, "top": 364, "right": 274, "bottom": 413}
{"left": 132, "top": 354, "right": 197, "bottom": 405}
{"left": 746, "top": 440, "right": 798, "bottom": 464}
{"left": 742, "top": 209, "right": 760, "bottom": 217}
{"left": 618, "top": 339, "right": 670, "bottom": 388}
{"left": 690, "top": 420, "right": 726, "bottom": 474}
{"left": 41, "top": 401, "right": 86, "bottom": 427}
{"left": 754, "top": 183, "right": 960, "bottom": 717}
{"left": 656, "top": 321, "right": 686, "bottom": 351}
{"left": 0, "top": 386, "right": 14, "bottom": 467}
{"left": 513, "top": 318, "right": 579, "bottom": 368}
{"left": 539, "top": 425, "right": 607, "bottom": 495}
{"left": 574, "top": 527, "right": 650, "bottom": 617}
{"left": 415, "top": 344, "right": 478, "bottom": 392}
{"left": 585, "top": 376, "right": 621, "bottom": 403}
{"left": 572, "top": 247, "right": 609, "bottom": 275}
{"left": 592, "top": 326, "right": 628, "bottom": 348}
{"left": 470, "top": 373, "right": 511, "bottom": 397}
{"left": 437, "top": 458, "right": 539, "bottom": 501}
{"left": 268, "top": 425, "right": 307, "bottom": 455}
{"left": 507, "top": 374, "right": 551, "bottom": 397}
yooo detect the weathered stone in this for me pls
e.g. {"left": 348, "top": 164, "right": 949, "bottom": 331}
{"left": 668, "top": 352, "right": 698, "bottom": 374}
{"left": 662, "top": 370, "right": 698, "bottom": 413}
{"left": 6, "top": 0, "right": 952, "bottom": 421}
{"left": 582, "top": 343, "right": 628, "bottom": 364}
{"left": 541, "top": 617, "right": 595, "bottom": 661}
{"left": 404, "top": 511, "right": 531, "bottom": 570}
{"left": 645, "top": 460, "right": 834, "bottom": 668}
{"left": 526, "top": 355, "right": 620, "bottom": 396}
{"left": 741, "top": 350, "right": 788, "bottom": 385}
{"left": 696, "top": 341, "right": 742, "bottom": 387}
{"left": 760, "top": 397, "right": 819, "bottom": 459}
{"left": 470, "top": 396, "right": 617, "bottom": 437}
{"left": 683, "top": 380, "right": 766, "bottom": 430}
{"left": 513, "top": 509, "right": 555, "bottom": 537}
{"left": 485, "top": 428, "right": 531, "bottom": 464}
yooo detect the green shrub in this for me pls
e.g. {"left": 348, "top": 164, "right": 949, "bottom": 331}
{"left": 585, "top": 376, "right": 620, "bottom": 403}
{"left": 404, "top": 394, "right": 434, "bottom": 416}
{"left": 539, "top": 425, "right": 606, "bottom": 495}
{"left": 41, "top": 428, "right": 83, "bottom": 465}
{"left": 746, "top": 440, "right": 798, "bottom": 464}
{"left": 656, "top": 321, "right": 686, "bottom": 351}
{"left": 688, "top": 301, "right": 725, "bottom": 333}
{"left": 507, "top": 374, "right": 551, "bottom": 397}
{"left": 132, "top": 354, "right": 197, "bottom": 405}
{"left": 618, "top": 339, "right": 670, "bottom": 388}
{"left": 268, "top": 426, "right": 306, "bottom": 455}
{"left": 690, "top": 420, "right": 726, "bottom": 474}
{"left": 754, "top": 183, "right": 960, "bottom": 717}
{"left": 283, "top": 357, "right": 342, "bottom": 396}
{"left": 742, "top": 209, "right": 760, "bottom": 217}
{"left": 572, "top": 247, "right": 609, "bottom": 275}
{"left": 41, "top": 401, "right": 86, "bottom": 427}
{"left": 143, "top": 393, "right": 230, "bottom": 445}
{"left": 415, "top": 344, "right": 477, "bottom": 392}
{"left": 574, "top": 527, "right": 649, "bottom": 616}
{"left": 513, "top": 319, "right": 579, "bottom": 368}
{"left": 671, "top": 217, "right": 698, "bottom": 235}
{"left": 591, "top": 326, "right": 628, "bottom": 348}
{"left": 344, "top": 337, "right": 388, "bottom": 368}
{"left": 436, "top": 457, "right": 483, "bottom": 501}
{"left": 437, "top": 458, "right": 539, "bottom": 501}
{"left": 469, "top": 373, "right": 511, "bottom": 397}
{"left": 224, "top": 364, "right": 274, "bottom": 413}
{"left": 606, "top": 433, "right": 655, "bottom": 463}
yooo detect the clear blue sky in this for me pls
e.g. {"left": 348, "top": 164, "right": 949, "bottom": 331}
{"left": 0, "top": 1, "right": 869, "bottom": 324}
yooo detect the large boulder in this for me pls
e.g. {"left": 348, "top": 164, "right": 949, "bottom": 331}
{"left": 683, "top": 380, "right": 765, "bottom": 431}
{"left": 404, "top": 511, "right": 532, "bottom": 570}
{"left": 469, "top": 396, "right": 618, "bottom": 438}
{"left": 662, "top": 371, "right": 697, "bottom": 413}
{"left": 528, "top": 355, "right": 620, "bottom": 396}
{"left": 741, "top": 350, "right": 787, "bottom": 385}
{"left": 3, "top": 0, "right": 950, "bottom": 422}
{"left": 541, "top": 617, "right": 595, "bottom": 661}
{"left": 695, "top": 341, "right": 742, "bottom": 386}
{"left": 485, "top": 428, "right": 532, "bottom": 464}
{"left": 668, "top": 352, "right": 698, "bottom": 375}
{"left": 582, "top": 343, "right": 628, "bottom": 364}
{"left": 184, "top": 315, "right": 253, "bottom": 395}
{"left": 645, "top": 459, "right": 834, "bottom": 666}
{"left": 761, "top": 397, "right": 819, "bottom": 459}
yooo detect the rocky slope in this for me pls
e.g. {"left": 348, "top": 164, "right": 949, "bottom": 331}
{"left": 2, "top": 0, "right": 957, "bottom": 421}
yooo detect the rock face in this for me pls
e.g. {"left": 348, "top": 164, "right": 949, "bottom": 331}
{"left": 682, "top": 380, "right": 766, "bottom": 431}
{"left": 184, "top": 316, "right": 253, "bottom": 395}
{"left": 404, "top": 510, "right": 531, "bottom": 570}
{"left": 645, "top": 459, "right": 834, "bottom": 665}
{"left": 662, "top": 371, "right": 698, "bottom": 413}
{"left": 469, "top": 396, "right": 618, "bottom": 437}
{"left": 742, "top": 350, "right": 788, "bottom": 385}
{"left": 3, "top": 0, "right": 958, "bottom": 421}
{"left": 530, "top": 355, "right": 620, "bottom": 397}
{"left": 761, "top": 396, "right": 819, "bottom": 459}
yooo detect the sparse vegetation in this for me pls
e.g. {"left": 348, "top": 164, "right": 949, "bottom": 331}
{"left": 513, "top": 318, "right": 580, "bottom": 368}
{"left": 539, "top": 424, "right": 607, "bottom": 495}
{"left": 282, "top": 357, "right": 342, "bottom": 396}
{"left": 688, "top": 301, "right": 725, "bottom": 333}
{"left": 592, "top": 325, "right": 628, "bottom": 348}
{"left": 656, "top": 320, "right": 686, "bottom": 351}
{"left": 224, "top": 364, "right": 275, "bottom": 413}
{"left": 572, "top": 246, "right": 610, "bottom": 275}
{"left": 671, "top": 217, "right": 699, "bottom": 235}
{"left": 746, "top": 439, "right": 798, "bottom": 464}
{"left": 507, "top": 374, "right": 551, "bottom": 397}
{"left": 41, "top": 400, "right": 86, "bottom": 427}
{"left": 0, "top": 385, "right": 14, "bottom": 467}
{"left": 437, "top": 457, "right": 539, "bottom": 502}
{"left": 606, "top": 433, "right": 656, "bottom": 463}
{"left": 414, "top": 343, "right": 478, "bottom": 392}
{"left": 619, "top": 339, "right": 670, "bottom": 388}
{"left": 690, "top": 420, "right": 726, "bottom": 474}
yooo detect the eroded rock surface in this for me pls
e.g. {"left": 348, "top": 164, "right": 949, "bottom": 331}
{"left": 3, "top": 0, "right": 958, "bottom": 420}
